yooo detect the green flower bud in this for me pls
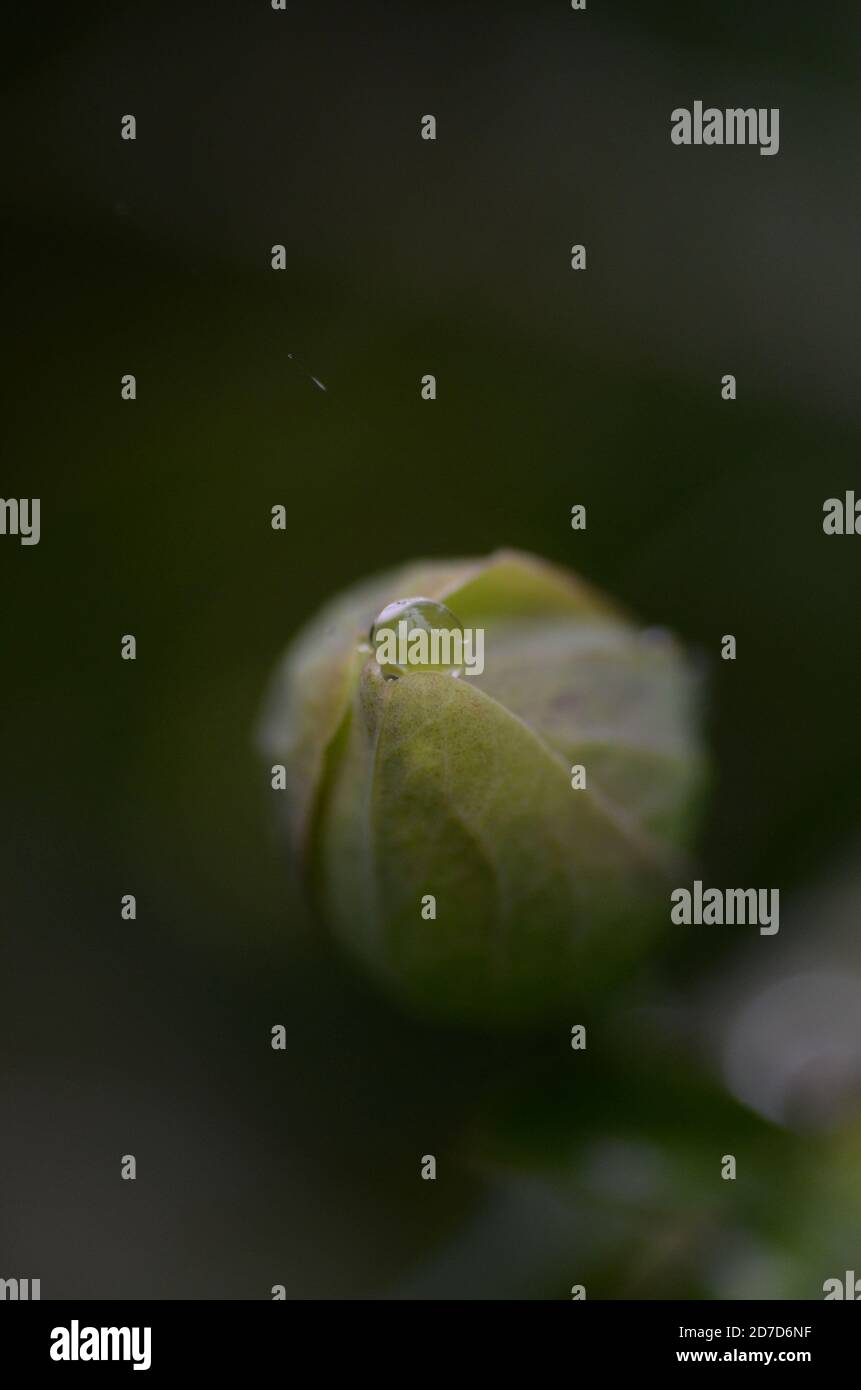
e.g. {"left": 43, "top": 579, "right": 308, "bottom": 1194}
{"left": 258, "top": 549, "right": 706, "bottom": 1025}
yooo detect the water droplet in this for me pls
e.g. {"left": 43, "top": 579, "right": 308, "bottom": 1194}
{"left": 639, "top": 626, "right": 673, "bottom": 646}
{"left": 369, "top": 596, "right": 465, "bottom": 678}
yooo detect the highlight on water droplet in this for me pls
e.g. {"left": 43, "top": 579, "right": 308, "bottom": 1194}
{"left": 369, "top": 597, "right": 465, "bottom": 678}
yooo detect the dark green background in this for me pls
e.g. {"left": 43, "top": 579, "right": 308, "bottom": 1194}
{"left": 1, "top": 0, "right": 859, "bottom": 1297}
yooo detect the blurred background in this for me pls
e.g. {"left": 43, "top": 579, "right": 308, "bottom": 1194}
{"left": 1, "top": 0, "right": 860, "bottom": 1297}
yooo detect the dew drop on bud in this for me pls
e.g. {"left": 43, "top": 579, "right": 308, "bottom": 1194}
{"left": 639, "top": 626, "right": 672, "bottom": 646}
{"left": 369, "top": 596, "right": 465, "bottom": 678}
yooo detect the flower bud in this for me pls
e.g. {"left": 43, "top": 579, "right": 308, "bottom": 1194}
{"left": 258, "top": 550, "right": 706, "bottom": 1025}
